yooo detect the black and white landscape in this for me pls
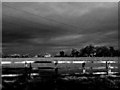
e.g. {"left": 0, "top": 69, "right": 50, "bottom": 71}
{"left": 1, "top": 2, "right": 120, "bottom": 90}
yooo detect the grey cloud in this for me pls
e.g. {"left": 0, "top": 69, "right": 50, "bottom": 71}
{"left": 2, "top": 2, "right": 118, "bottom": 54}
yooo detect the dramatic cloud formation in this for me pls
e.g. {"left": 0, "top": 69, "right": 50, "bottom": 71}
{"left": 2, "top": 2, "right": 118, "bottom": 55}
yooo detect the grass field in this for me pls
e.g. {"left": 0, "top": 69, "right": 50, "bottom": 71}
{"left": 1, "top": 57, "right": 120, "bottom": 90}
{"left": 2, "top": 57, "right": 119, "bottom": 61}
{"left": 2, "top": 57, "right": 120, "bottom": 73}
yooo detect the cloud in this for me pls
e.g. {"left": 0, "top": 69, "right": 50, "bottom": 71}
{"left": 2, "top": 2, "right": 118, "bottom": 54}
{"left": 51, "top": 34, "right": 83, "bottom": 42}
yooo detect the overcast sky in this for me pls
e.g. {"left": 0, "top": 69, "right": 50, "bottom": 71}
{"left": 2, "top": 2, "right": 118, "bottom": 55}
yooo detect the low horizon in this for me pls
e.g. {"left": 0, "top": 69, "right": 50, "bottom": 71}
{"left": 2, "top": 44, "right": 119, "bottom": 57}
{"left": 2, "top": 2, "right": 118, "bottom": 55}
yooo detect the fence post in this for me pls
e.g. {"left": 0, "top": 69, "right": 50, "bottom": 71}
{"left": 106, "top": 61, "right": 108, "bottom": 75}
{"left": 90, "top": 61, "right": 93, "bottom": 74}
{"left": 82, "top": 62, "right": 86, "bottom": 74}
{"left": 108, "top": 61, "right": 111, "bottom": 75}
{"left": 106, "top": 61, "right": 111, "bottom": 75}
{"left": 118, "top": 60, "right": 120, "bottom": 73}
{"left": 25, "top": 61, "right": 28, "bottom": 67}
{"left": 24, "top": 61, "right": 28, "bottom": 80}
{"left": 54, "top": 60, "right": 58, "bottom": 87}
{"left": 54, "top": 60, "right": 58, "bottom": 76}
{"left": 54, "top": 60, "right": 59, "bottom": 90}
{"left": 29, "top": 63, "right": 32, "bottom": 79}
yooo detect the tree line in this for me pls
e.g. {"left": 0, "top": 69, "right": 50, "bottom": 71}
{"left": 55, "top": 45, "right": 120, "bottom": 57}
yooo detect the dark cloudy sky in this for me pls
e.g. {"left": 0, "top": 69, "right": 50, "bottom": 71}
{"left": 2, "top": 2, "right": 118, "bottom": 55}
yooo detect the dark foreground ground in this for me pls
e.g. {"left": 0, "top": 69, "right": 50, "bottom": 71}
{"left": 2, "top": 73, "right": 120, "bottom": 90}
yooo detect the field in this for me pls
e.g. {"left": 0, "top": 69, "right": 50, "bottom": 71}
{"left": 1, "top": 57, "right": 120, "bottom": 90}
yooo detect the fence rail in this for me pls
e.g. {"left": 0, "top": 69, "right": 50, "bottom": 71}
{"left": 2, "top": 58, "right": 120, "bottom": 79}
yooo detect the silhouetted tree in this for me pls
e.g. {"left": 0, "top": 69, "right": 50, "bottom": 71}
{"left": 55, "top": 45, "right": 120, "bottom": 57}
{"left": 95, "top": 46, "right": 110, "bottom": 57}
{"left": 79, "top": 48, "right": 87, "bottom": 57}
{"left": 114, "top": 49, "right": 120, "bottom": 57}
{"left": 109, "top": 46, "right": 115, "bottom": 57}
{"left": 59, "top": 51, "right": 65, "bottom": 57}
{"left": 79, "top": 45, "right": 95, "bottom": 57}
{"left": 71, "top": 49, "right": 79, "bottom": 57}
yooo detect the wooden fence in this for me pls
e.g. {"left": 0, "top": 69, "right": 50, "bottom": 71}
{"left": 2, "top": 58, "right": 120, "bottom": 80}
{"left": 22, "top": 60, "right": 120, "bottom": 78}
